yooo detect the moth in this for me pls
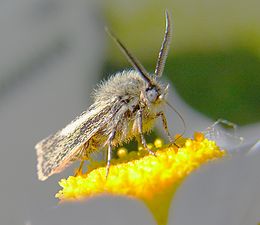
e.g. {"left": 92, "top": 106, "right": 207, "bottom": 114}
{"left": 36, "top": 11, "right": 174, "bottom": 181}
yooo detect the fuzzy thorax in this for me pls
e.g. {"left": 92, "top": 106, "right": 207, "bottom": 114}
{"left": 94, "top": 70, "right": 167, "bottom": 105}
{"left": 92, "top": 70, "right": 168, "bottom": 143}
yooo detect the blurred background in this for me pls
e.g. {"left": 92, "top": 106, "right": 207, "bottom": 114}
{"left": 0, "top": 0, "right": 259, "bottom": 224}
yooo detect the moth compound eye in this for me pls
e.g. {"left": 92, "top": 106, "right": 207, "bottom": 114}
{"left": 146, "top": 87, "right": 159, "bottom": 102}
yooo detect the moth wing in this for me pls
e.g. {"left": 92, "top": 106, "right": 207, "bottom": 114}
{"left": 36, "top": 103, "right": 114, "bottom": 181}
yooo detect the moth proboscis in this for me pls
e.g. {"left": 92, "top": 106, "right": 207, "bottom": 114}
{"left": 36, "top": 10, "right": 177, "bottom": 181}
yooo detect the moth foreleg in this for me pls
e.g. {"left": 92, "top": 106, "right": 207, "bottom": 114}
{"left": 74, "top": 142, "right": 89, "bottom": 176}
{"left": 156, "top": 111, "right": 173, "bottom": 142}
{"left": 106, "top": 129, "right": 116, "bottom": 178}
{"left": 74, "top": 161, "right": 85, "bottom": 176}
{"left": 137, "top": 110, "right": 156, "bottom": 156}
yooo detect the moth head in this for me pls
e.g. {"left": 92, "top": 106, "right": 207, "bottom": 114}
{"left": 143, "top": 82, "right": 169, "bottom": 105}
{"left": 146, "top": 85, "right": 159, "bottom": 103}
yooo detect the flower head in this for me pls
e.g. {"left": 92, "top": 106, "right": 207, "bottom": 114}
{"left": 56, "top": 132, "right": 226, "bottom": 225}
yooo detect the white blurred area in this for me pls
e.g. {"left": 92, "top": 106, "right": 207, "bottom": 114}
{"left": 162, "top": 88, "right": 260, "bottom": 152}
{"left": 0, "top": 1, "right": 104, "bottom": 224}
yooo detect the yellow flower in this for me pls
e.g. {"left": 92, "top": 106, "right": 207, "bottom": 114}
{"left": 56, "top": 132, "right": 226, "bottom": 225}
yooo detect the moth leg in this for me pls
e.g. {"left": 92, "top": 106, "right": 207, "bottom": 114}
{"left": 137, "top": 110, "right": 156, "bottom": 156}
{"left": 74, "top": 161, "right": 85, "bottom": 176}
{"left": 106, "top": 129, "right": 116, "bottom": 178}
{"left": 136, "top": 136, "right": 143, "bottom": 150}
{"left": 156, "top": 111, "right": 181, "bottom": 147}
{"left": 74, "top": 142, "right": 89, "bottom": 176}
{"left": 156, "top": 111, "right": 173, "bottom": 142}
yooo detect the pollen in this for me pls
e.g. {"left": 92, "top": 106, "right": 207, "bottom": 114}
{"left": 154, "top": 138, "right": 163, "bottom": 148}
{"left": 56, "top": 133, "right": 226, "bottom": 225}
{"left": 117, "top": 147, "right": 128, "bottom": 158}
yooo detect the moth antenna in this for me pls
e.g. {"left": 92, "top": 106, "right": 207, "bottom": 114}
{"left": 165, "top": 100, "right": 186, "bottom": 139}
{"left": 105, "top": 27, "right": 152, "bottom": 85}
{"left": 154, "top": 10, "right": 173, "bottom": 77}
